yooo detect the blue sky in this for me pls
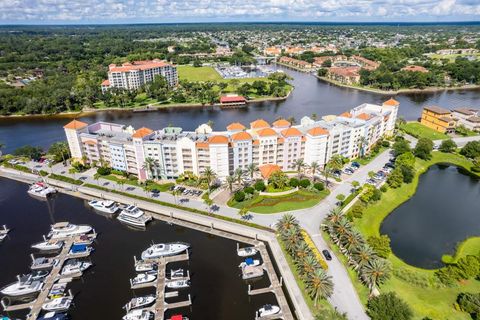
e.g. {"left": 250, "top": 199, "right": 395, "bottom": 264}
{"left": 1, "top": 0, "right": 479, "bottom": 24}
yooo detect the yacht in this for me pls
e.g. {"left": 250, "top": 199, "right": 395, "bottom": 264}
{"left": 165, "top": 279, "right": 190, "bottom": 289}
{"left": 238, "top": 258, "right": 261, "bottom": 268}
{"left": 0, "top": 276, "right": 43, "bottom": 297}
{"left": 122, "top": 310, "right": 153, "bottom": 320}
{"left": 258, "top": 304, "right": 281, "bottom": 317}
{"left": 117, "top": 205, "right": 152, "bottom": 228}
{"left": 31, "top": 257, "right": 59, "bottom": 270}
{"left": 241, "top": 265, "right": 264, "bottom": 280}
{"left": 237, "top": 246, "right": 258, "bottom": 257}
{"left": 38, "top": 312, "right": 69, "bottom": 320}
{"left": 135, "top": 260, "right": 157, "bottom": 273}
{"left": 169, "top": 268, "right": 184, "bottom": 280}
{"left": 0, "top": 225, "right": 9, "bottom": 242}
{"left": 28, "top": 182, "right": 57, "bottom": 198}
{"left": 68, "top": 244, "right": 93, "bottom": 257}
{"left": 48, "top": 222, "right": 93, "bottom": 239}
{"left": 31, "top": 239, "right": 64, "bottom": 251}
{"left": 42, "top": 297, "right": 73, "bottom": 312}
{"left": 131, "top": 273, "right": 156, "bottom": 286}
{"left": 24, "top": 270, "right": 49, "bottom": 281}
{"left": 141, "top": 242, "right": 190, "bottom": 260}
{"left": 123, "top": 295, "right": 156, "bottom": 311}
{"left": 48, "top": 283, "right": 67, "bottom": 299}
{"left": 88, "top": 200, "right": 119, "bottom": 214}
{"left": 73, "top": 235, "right": 94, "bottom": 246}
{"left": 61, "top": 260, "right": 92, "bottom": 277}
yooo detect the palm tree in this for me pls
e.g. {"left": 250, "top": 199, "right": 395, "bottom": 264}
{"left": 299, "top": 254, "right": 319, "bottom": 277}
{"left": 360, "top": 258, "right": 391, "bottom": 290}
{"left": 291, "top": 159, "right": 306, "bottom": 175}
{"left": 202, "top": 167, "right": 217, "bottom": 192}
{"left": 246, "top": 163, "right": 259, "bottom": 179}
{"left": 305, "top": 268, "right": 334, "bottom": 305}
{"left": 234, "top": 168, "right": 244, "bottom": 185}
{"left": 226, "top": 175, "right": 235, "bottom": 193}
{"left": 275, "top": 214, "right": 299, "bottom": 234}
{"left": 143, "top": 157, "right": 158, "bottom": 180}
{"left": 310, "top": 161, "right": 320, "bottom": 179}
{"left": 281, "top": 227, "right": 302, "bottom": 255}
{"left": 341, "top": 229, "right": 364, "bottom": 253}
{"left": 351, "top": 244, "right": 376, "bottom": 271}
{"left": 357, "top": 136, "right": 369, "bottom": 158}
{"left": 93, "top": 173, "right": 100, "bottom": 186}
{"left": 324, "top": 207, "right": 344, "bottom": 226}
{"left": 294, "top": 242, "right": 311, "bottom": 262}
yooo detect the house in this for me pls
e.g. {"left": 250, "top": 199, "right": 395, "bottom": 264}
{"left": 220, "top": 95, "right": 247, "bottom": 107}
{"left": 452, "top": 108, "right": 480, "bottom": 131}
{"left": 420, "top": 106, "right": 455, "bottom": 133}
{"left": 263, "top": 47, "right": 281, "bottom": 57}
{"left": 327, "top": 67, "right": 361, "bottom": 85}
{"left": 278, "top": 56, "right": 313, "bottom": 70}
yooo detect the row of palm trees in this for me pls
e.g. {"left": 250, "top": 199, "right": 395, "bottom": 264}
{"left": 276, "top": 214, "right": 333, "bottom": 306}
{"left": 226, "top": 164, "right": 259, "bottom": 192}
{"left": 323, "top": 208, "right": 391, "bottom": 292}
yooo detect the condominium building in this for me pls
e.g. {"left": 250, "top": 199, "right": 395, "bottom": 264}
{"left": 420, "top": 106, "right": 455, "bottom": 133}
{"left": 101, "top": 59, "right": 178, "bottom": 93}
{"left": 64, "top": 99, "right": 399, "bottom": 181}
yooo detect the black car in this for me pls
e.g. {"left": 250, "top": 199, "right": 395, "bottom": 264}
{"left": 322, "top": 249, "right": 332, "bottom": 261}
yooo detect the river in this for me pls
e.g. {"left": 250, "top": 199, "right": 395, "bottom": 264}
{"left": 0, "top": 178, "right": 277, "bottom": 319}
{"left": 1, "top": 67, "right": 480, "bottom": 153}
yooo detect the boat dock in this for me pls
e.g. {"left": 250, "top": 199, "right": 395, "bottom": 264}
{"left": 131, "top": 252, "right": 192, "bottom": 320}
{"left": 1, "top": 233, "right": 96, "bottom": 319}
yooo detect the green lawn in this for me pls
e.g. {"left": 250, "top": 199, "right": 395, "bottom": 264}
{"left": 451, "top": 237, "right": 480, "bottom": 263}
{"left": 177, "top": 65, "right": 222, "bottom": 81}
{"left": 228, "top": 189, "right": 329, "bottom": 214}
{"left": 352, "top": 151, "right": 480, "bottom": 319}
{"left": 429, "top": 53, "right": 480, "bottom": 63}
{"left": 354, "top": 146, "right": 388, "bottom": 166}
{"left": 399, "top": 122, "right": 449, "bottom": 140}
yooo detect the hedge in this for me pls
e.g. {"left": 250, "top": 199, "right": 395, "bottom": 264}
{"left": 49, "top": 173, "right": 84, "bottom": 185}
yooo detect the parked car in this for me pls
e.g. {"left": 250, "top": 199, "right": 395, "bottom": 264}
{"left": 351, "top": 161, "right": 361, "bottom": 168}
{"left": 343, "top": 168, "right": 354, "bottom": 175}
{"left": 322, "top": 249, "right": 332, "bottom": 261}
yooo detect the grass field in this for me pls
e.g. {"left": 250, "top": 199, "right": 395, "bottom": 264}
{"left": 177, "top": 65, "right": 222, "bottom": 81}
{"left": 352, "top": 151, "right": 480, "bottom": 319}
{"left": 451, "top": 237, "right": 480, "bottom": 263}
{"left": 429, "top": 53, "right": 480, "bottom": 63}
{"left": 228, "top": 189, "right": 329, "bottom": 214}
{"left": 399, "top": 122, "right": 449, "bottom": 140}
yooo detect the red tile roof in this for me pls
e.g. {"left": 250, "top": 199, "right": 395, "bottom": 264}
{"left": 356, "top": 113, "right": 372, "bottom": 121}
{"left": 101, "top": 79, "right": 110, "bottom": 86}
{"left": 259, "top": 164, "right": 282, "bottom": 179}
{"left": 384, "top": 98, "right": 400, "bottom": 106}
{"left": 226, "top": 122, "right": 246, "bottom": 131}
{"left": 257, "top": 128, "right": 277, "bottom": 137}
{"left": 132, "top": 127, "right": 153, "bottom": 138}
{"left": 64, "top": 120, "right": 88, "bottom": 130}
{"left": 109, "top": 59, "right": 171, "bottom": 73}
{"left": 208, "top": 135, "right": 229, "bottom": 144}
{"left": 281, "top": 127, "right": 302, "bottom": 137}
{"left": 307, "top": 127, "right": 329, "bottom": 136}
{"left": 339, "top": 112, "right": 352, "bottom": 118}
{"left": 272, "top": 119, "right": 291, "bottom": 128}
{"left": 250, "top": 119, "right": 270, "bottom": 129}
{"left": 220, "top": 96, "right": 246, "bottom": 103}
{"left": 231, "top": 131, "right": 252, "bottom": 141}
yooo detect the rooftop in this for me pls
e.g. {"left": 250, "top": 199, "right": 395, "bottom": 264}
{"left": 424, "top": 105, "right": 451, "bottom": 115}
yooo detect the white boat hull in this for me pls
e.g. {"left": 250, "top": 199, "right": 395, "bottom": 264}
{"left": 141, "top": 243, "right": 189, "bottom": 260}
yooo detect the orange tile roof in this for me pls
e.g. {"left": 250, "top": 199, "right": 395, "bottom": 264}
{"left": 259, "top": 164, "right": 282, "bottom": 179}
{"left": 339, "top": 112, "right": 352, "bottom": 118}
{"left": 250, "top": 119, "right": 270, "bottom": 129}
{"left": 101, "top": 79, "right": 110, "bottom": 86}
{"left": 307, "top": 127, "right": 329, "bottom": 136}
{"left": 272, "top": 119, "right": 291, "bottom": 127}
{"left": 132, "top": 127, "right": 154, "bottom": 138}
{"left": 64, "top": 120, "right": 88, "bottom": 130}
{"left": 83, "top": 140, "right": 97, "bottom": 145}
{"left": 208, "top": 135, "right": 229, "bottom": 144}
{"left": 281, "top": 127, "right": 302, "bottom": 137}
{"left": 278, "top": 138, "right": 285, "bottom": 144}
{"left": 356, "top": 113, "right": 372, "bottom": 121}
{"left": 257, "top": 128, "right": 277, "bottom": 137}
{"left": 109, "top": 59, "right": 170, "bottom": 73}
{"left": 384, "top": 98, "right": 400, "bottom": 106}
{"left": 226, "top": 122, "right": 246, "bottom": 131}
{"left": 231, "top": 131, "right": 252, "bottom": 141}
{"left": 253, "top": 140, "right": 260, "bottom": 146}
{"left": 196, "top": 142, "right": 209, "bottom": 149}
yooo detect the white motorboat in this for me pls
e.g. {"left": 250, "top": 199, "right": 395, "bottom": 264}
{"left": 88, "top": 199, "right": 119, "bottom": 214}
{"left": 123, "top": 295, "right": 156, "bottom": 311}
{"left": 31, "top": 257, "right": 59, "bottom": 270}
{"left": 169, "top": 268, "right": 184, "bottom": 280}
{"left": 165, "top": 279, "right": 190, "bottom": 289}
{"left": 38, "top": 312, "right": 69, "bottom": 320}
{"left": 0, "top": 276, "right": 43, "bottom": 297}
{"left": 24, "top": 270, "right": 49, "bottom": 281}
{"left": 117, "top": 205, "right": 151, "bottom": 228}
{"left": 31, "top": 239, "right": 64, "bottom": 251}
{"left": 73, "top": 235, "right": 94, "bottom": 246}
{"left": 238, "top": 258, "right": 261, "bottom": 268}
{"left": 141, "top": 242, "right": 190, "bottom": 260}
{"left": 28, "top": 182, "right": 57, "bottom": 198}
{"left": 48, "top": 222, "right": 93, "bottom": 239}
{"left": 42, "top": 297, "right": 73, "bottom": 312}
{"left": 135, "top": 260, "right": 157, "bottom": 273}
{"left": 68, "top": 244, "right": 93, "bottom": 257}
{"left": 61, "top": 260, "right": 92, "bottom": 276}
{"left": 258, "top": 304, "right": 281, "bottom": 317}
{"left": 241, "top": 265, "right": 264, "bottom": 280}
{"left": 48, "top": 283, "right": 67, "bottom": 299}
{"left": 122, "top": 309, "right": 153, "bottom": 320}
{"left": 131, "top": 273, "right": 156, "bottom": 286}
{"left": 237, "top": 246, "right": 258, "bottom": 257}
{"left": 0, "top": 225, "right": 9, "bottom": 242}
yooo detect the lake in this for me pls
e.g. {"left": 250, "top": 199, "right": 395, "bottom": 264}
{"left": 380, "top": 164, "right": 480, "bottom": 269}
{"left": 1, "top": 67, "right": 480, "bottom": 153}
{"left": 0, "top": 177, "right": 277, "bottom": 319}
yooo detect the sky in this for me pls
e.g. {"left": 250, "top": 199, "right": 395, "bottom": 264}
{"left": 0, "top": 0, "right": 479, "bottom": 24}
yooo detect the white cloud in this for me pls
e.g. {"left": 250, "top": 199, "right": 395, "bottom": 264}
{"left": 0, "top": 0, "right": 479, "bottom": 22}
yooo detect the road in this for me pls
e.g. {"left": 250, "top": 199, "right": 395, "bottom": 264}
{"left": 20, "top": 134, "right": 480, "bottom": 320}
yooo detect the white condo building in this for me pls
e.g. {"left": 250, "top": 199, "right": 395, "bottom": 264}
{"left": 101, "top": 59, "right": 178, "bottom": 93}
{"left": 64, "top": 99, "right": 399, "bottom": 181}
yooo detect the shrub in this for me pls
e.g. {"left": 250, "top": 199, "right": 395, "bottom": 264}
{"left": 111, "top": 169, "right": 124, "bottom": 175}
{"left": 435, "top": 255, "right": 480, "bottom": 285}
{"left": 457, "top": 292, "right": 480, "bottom": 317}
{"left": 367, "top": 292, "right": 413, "bottom": 320}
{"left": 349, "top": 203, "right": 365, "bottom": 219}
{"left": 395, "top": 152, "right": 415, "bottom": 168}
{"left": 289, "top": 177, "right": 299, "bottom": 187}
{"left": 371, "top": 188, "right": 382, "bottom": 202}
{"left": 97, "top": 166, "right": 111, "bottom": 176}
{"left": 313, "top": 182, "right": 325, "bottom": 191}
{"left": 413, "top": 138, "right": 434, "bottom": 160}
{"left": 399, "top": 165, "right": 415, "bottom": 183}
{"left": 439, "top": 139, "right": 457, "bottom": 153}
{"left": 367, "top": 235, "right": 392, "bottom": 258}
{"left": 234, "top": 191, "right": 245, "bottom": 202}
{"left": 244, "top": 186, "right": 255, "bottom": 194}
{"left": 299, "top": 179, "right": 311, "bottom": 188}
{"left": 392, "top": 139, "right": 411, "bottom": 156}
{"left": 387, "top": 169, "right": 403, "bottom": 188}
{"left": 39, "top": 170, "right": 49, "bottom": 177}
{"left": 380, "top": 185, "right": 388, "bottom": 192}
{"left": 461, "top": 141, "right": 480, "bottom": 159}
{"left": 382, "top": 140, "right": 391, "bottom": 148}
{"left": 360, "top": 184, "right": 381, "bottom": 203}
{"left": 472, "top": 166, "right": 480, "bottom": 173}
{"left": 254, "top": 180, "right": 266, "bottom": 192}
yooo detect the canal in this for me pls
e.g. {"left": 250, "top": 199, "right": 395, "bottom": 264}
{"left": 381, "top": 164, "right": 480, "bottom": 269}
{"left": 0, "top": 178, "right": 276, "bottom": 319}
{"left": 1, "top": 67, "right": 480, "bottom": 153}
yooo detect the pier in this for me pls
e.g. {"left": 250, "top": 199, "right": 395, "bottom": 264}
{"left": 130, "top": 252, "right": 191, "bottom": 320}
{"left": 1, "top": 233, "right": 96, "bottom": 319}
